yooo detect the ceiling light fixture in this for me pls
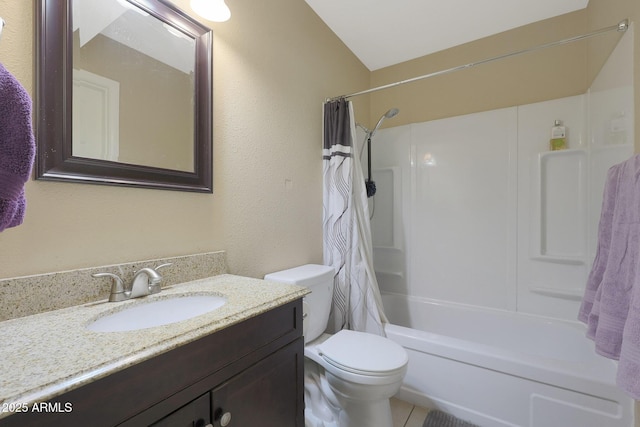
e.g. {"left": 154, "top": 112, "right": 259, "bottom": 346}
{"left": 190, "top": 0, "right": 231, "bottom": 22}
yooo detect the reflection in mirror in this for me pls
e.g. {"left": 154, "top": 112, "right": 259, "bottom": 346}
{"left": 72, "top": 0, "right": 195, "bottom": 172}
{"left": 36, "top": 0, "right": 213, "bottom": 192}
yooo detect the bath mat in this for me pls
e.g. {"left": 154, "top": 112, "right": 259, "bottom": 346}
{"left": 423, "top": 409, "right": 480, "bottom": 427}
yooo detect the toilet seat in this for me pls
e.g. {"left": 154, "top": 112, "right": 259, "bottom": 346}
{"left": 318, "top": 330, "right": 408, "bottom": 377}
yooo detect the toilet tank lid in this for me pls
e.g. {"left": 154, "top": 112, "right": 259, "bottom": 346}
{"left": 264, "top": 264, "right": 335, "bottom": 287}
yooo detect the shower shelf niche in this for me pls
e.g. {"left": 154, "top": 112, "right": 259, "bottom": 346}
{"left": 533, "top": 149, "right": 588, "bottom": 265}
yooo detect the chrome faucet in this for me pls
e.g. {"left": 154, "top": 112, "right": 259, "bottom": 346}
{"left": 93, "top": 263, "right": 172, "bottom": 302}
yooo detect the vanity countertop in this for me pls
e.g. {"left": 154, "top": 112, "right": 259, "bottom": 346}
{"left": 0, "top": 274, "right": 308, "bottom": 418}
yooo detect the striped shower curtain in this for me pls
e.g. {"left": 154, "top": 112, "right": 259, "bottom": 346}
{"left": 322, "top": 98, "right": 387, "bottom": 336}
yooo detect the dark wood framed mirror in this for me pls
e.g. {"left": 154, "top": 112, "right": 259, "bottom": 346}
{"left": 35, "top": 0, "right": 213, "bottom": 192}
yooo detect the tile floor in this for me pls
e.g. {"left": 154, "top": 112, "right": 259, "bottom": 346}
{"left": 390, "top": 397, "right": 430, "bottom": 427}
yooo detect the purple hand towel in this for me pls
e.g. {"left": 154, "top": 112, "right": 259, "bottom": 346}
{"left": 0, "top": 63, "right": 35, "bottom": 232}
{"left": 579, "top": 154, "right": 640, "bottom": 398}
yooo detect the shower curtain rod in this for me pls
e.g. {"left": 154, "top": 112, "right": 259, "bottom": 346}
{"left": 327, "top": 19, "right": 629, "bottom": 102}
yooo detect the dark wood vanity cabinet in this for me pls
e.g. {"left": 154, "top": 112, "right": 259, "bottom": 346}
{"left": 142, "top": 339, "right": 301, "bottom": 427}
{"left": 0, "top": 299, "right": 304, "bottom": 427}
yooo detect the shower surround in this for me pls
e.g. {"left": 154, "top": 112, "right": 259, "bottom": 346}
{"left": 368, "top": 28, "right": 634, "bottom": 322}
{"left": 365, "top": 28, "right": 635, "bottom": 426}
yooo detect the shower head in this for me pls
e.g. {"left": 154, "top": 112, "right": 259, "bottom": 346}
{"left": 371, "top": 108, "right": 399, "bottom": 137}
{"left": 384, "top": 108, "right": 400, "bottom": 119}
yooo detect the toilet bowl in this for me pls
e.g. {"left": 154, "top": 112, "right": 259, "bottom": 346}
{"left": 265, "top": 264, "right": 408, "bottom": 427}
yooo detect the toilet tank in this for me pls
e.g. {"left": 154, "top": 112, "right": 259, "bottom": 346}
{"left": 264, "top": 264, "right": 335, "bottom": 343}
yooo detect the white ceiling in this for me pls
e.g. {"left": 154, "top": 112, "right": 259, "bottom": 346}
{"left": 304, "top": 0, "right": 589, "bottom": 71}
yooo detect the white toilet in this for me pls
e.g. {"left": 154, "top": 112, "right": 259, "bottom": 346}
{"left": 265, "top": 264, "right": 408, "bottom": 427}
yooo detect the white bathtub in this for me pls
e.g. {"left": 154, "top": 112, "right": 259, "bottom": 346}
{"left": 382, "top": 293, "right": 634, "bottom": 427}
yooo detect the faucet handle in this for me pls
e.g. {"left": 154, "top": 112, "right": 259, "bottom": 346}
{"left": 92, "top": 272, "right": 128, "bottom": 302}
{"left": 153, "top": 262, "right": 172, "bottom": 272}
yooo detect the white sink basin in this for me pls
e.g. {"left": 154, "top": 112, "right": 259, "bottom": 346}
{"left": 87, "top": 294, "right": 227, "bottom": 332}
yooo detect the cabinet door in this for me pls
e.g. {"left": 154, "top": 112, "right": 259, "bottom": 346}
{"left": 211, "top": 339, "right": 304, "bottom": 427}
{"left": 151, "top": 393, "right": 211, "bottom": 427}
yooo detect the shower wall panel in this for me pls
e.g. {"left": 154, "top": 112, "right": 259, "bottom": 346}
{"left": 369, "top": 108, "right": 518, "bottom": 311}
{"left": 409, "top": 109, "right": 518, "bottom": 310}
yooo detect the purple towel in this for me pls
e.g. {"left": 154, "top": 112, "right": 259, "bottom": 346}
{"left": 579, "top": 154, "right": 640, "bottom": 398}
{"left": 0, "top": 63, "right": 35, "bottom": 232}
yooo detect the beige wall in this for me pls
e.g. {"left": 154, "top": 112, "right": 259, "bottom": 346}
{"left": 368, "top": 11, "right": 589, "bottom": 129}
{"left": 0, "top": 2, "right": 636, "bottom": 276}
{"left": 5, "top": 2, "right": 629, "bottom": 281}
{"left": 368, "top": 5, "right": 638, "bottom": 144}
{"left": 0, "top": 0, "right": 370, "bottom": 280}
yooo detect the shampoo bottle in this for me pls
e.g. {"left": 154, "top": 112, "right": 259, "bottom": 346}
{"left": 550, "top": 120, "right": 566, "bottom": 151}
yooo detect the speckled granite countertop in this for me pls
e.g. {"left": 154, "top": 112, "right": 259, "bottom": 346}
{"left": 0, "top": 274, "right": 308, "bottom": 418}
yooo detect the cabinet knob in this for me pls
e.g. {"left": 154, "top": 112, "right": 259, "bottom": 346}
{"left": 214, "top": 407, "right": 232, "bottom": 426}
{"left": 220, "top": 412, "right": 232, "bottom": 426}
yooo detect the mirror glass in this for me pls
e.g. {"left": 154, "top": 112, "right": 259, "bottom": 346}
{"left": 36, "top": 0, "right": 213, "bottom": 192}
{"left": 72, "top": 0, "right": 196, "bottom": 172}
